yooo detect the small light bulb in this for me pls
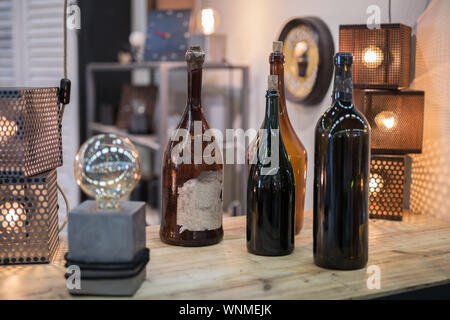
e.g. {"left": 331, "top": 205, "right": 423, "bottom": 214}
{"left": 0, "top": 116, "right": 17, "bottom": 143}
{"left": 362, "top": 46, "right": 384, "bottom": 68}
{"left": 1, "top": 202, "right": 25, "bottom": 234}
{"left": 74, "top": 133, "right": 142, "bottom": 210}
{"left": 369, "top": 174, "right": 384, "bottom": 193}
{"left": 375, "top": 111, "right": 397, "bottom": 131}
{"left": 199, "top": 8, "right": 218, "bottom": 35}
{"left": 129, "top": 31, "right": 146, "bottom": 48}
{"left": 381, "top": 117, "right": 395, "bottom": 129}
{"left": 369, "top": 178, "right": 378, "bottom": 189}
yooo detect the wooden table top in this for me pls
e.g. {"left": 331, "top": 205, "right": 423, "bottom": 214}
{"left": 1, "top": 210, "right": 449, "bottom": 300}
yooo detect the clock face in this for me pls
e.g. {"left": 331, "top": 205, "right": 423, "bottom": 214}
{"left": 279, "top": 17, "right": 335, "bottom": 105}
{"left": 284, "top": 25, "right": 319, "bottom": 99}
{"left": 145, "top": 9, "right": 192, "bottom": 61}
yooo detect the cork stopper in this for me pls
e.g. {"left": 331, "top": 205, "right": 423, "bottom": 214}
{"left": 273, "top": 41, "right": 283, "bottom": 53}
{"left": 268, "top": 75, "right": 278, "bottom": 91}
{"left": 185, "top": 46, "right": 206, "bottom": 70}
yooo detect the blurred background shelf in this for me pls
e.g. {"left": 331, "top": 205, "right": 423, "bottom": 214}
{"left": 85, "top": 61, "right": 250, "bottom": 224}
{"left": 90, "top": 122, "right": 160, "bottom": 150}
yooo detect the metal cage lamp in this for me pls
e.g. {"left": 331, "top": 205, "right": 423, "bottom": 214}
{"left": 0, "top": 88, "right": 63, "bottom": 176}
{"left": 340, "top": 22, "right": 424, "bottom": 221}
{"left": 339, "top": 24, "right": 411, "bottom": 89}
{"left": 354, "top": 89, "right": 424, "bottom": 221}
{"left": 0, "top": 170, "right": 59, "bottom": 264}
{"left": 354, "top": 90, "right": 425, "bottom": 155}
{"left": 0, "top": 83, "right": 69, "bottom": 265}
{"left": 0, "top": 1, "right": 71, "bottom": 264}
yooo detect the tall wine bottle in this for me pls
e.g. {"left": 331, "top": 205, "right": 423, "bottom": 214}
{"left": 313, "top": 53, "right": 370, "bottom": 270}
{"left": 271, "top": 41, "right": 308, "bottom": 235}
{"left": 247, "top": 75, "right": 295, "bottom": 256}
{"left": 160, "top": 46, "right": 224, "bottom": 247}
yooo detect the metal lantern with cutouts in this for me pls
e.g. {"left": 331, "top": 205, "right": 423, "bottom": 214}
{"left": 0, "top": 170, "right": 59, "bottom": 264}
{"left": 0, "top": 88, "right": 63, "bottom": 176}
{"left": 0, "top": 83, "right": 69, "bottom": 265}
{"left": 340, "top": 22, "right": 424, "bottom": 221}
{"left": 354, "top": 89, "right": 425, "bottom": 154}
{"left": 339, "top": 24, "right": 411, "bottom": 89}
{"left": 353, "top": 89, "right": 424, "bottom": 221}
{"left": 368, "top": 156, "right": 406, "bottom": 221}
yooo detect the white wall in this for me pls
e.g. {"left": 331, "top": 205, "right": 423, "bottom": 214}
{"left": 201, "top": 0, "right": 429, "bottom": 209}
{"left": 409, "top": 0, "right": 450, "bottom": 221}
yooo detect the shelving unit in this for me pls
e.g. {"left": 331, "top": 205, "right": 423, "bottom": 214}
{"left": 85, "top": 61, "right": 250, "bottom": 217}
{"left": 90, "top": 122, "right": 160, "bottom": 150}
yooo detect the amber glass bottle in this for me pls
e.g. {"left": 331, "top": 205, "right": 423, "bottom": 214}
{"left": 160, "top": 46, "right": 224, "bottom": 247}
{"left": 270, "top": 41, "right": 308, "bottom": 235}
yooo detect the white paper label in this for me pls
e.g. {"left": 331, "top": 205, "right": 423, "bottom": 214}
{"left": 177, "top": 171, "right": 223, "bottom": 233}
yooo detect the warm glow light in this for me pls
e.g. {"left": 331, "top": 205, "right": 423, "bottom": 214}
{"left": 369, "top": 178, "right": 378, "bottom": 189}
{"left": 369, "top": 174, "right": 384, "bottom": 193}
{"left": 0, "top": 116, "right": 17, "bottom": 142}
{"left": 200, "top": 8, "right": 217, "bottom": 35}
{"left": 0, "top": 202, "right": 26, "bottom": 234}
{"left": 375, "top": 111, "right": 397, "bottom": 131}
{"left": 362, "top": 46, "right": 384, "bottom": 68}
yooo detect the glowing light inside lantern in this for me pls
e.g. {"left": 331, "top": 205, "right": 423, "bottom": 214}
{"left": 0, "top": 202, "right": 26, "bottom": 234}
{"left": 200, "top": 8, "right": 217, "bottom": 35}
{"left": 369, "top": 178, "right": 378, "bottom": 189}
{"left": 0, "top": 116, "right": 17, "bottom": 142}
{"left": 375, "top": 111, "right": 397, "bottom": 131}
{"left": 369, "top": 173, "right": 384, "bottom": 193}
{"left": 362, "top": 46, "right": 384, "bottom": 68}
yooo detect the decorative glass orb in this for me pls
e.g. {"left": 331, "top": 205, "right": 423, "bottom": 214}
{"left": 74, "top": 133, "right": 141, "bottom": 210}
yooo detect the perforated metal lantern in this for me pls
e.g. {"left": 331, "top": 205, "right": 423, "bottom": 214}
{"left": 0, "top": 87, "right": 63, "bottom": 264}
{"left": 354, "top": 89, "right": 424, "bottom": 155}
{"left": 339, "top": 24, "right": 411, "bottom": 89}
{"left": 369, "top": 156, "right": 405, "bottom": 221}
{"left": 0, "top": 87, "right": 63, "bottom": 177}
{"left": 0, "top": 170, "right": 59, "bottom": 265}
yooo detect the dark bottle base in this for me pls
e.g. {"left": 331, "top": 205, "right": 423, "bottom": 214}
{"left": 314, "top": 255, "right": 368, "bottom": 270}
{"left": 160, "top": 227, "right": 223, "bottom": 247}
{"left": 247, "top": 246, "right": 294, "bottom": 257}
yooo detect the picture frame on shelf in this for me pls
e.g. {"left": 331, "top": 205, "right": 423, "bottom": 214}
{"left": 117, "top": 84, "right": 158, "bottom": 135}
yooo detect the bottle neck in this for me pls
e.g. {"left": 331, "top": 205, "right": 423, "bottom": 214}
{"left": 187, "top": 67, "right": 202, "bottom": 108}
{"left": 270, "top": 53, "right": 287, "bottom": 114}
{"left": 333, "top": 63, "right": 353, "bottom": 107}
{"left": 264, "top": 90, "right": 280, "bottom": 130}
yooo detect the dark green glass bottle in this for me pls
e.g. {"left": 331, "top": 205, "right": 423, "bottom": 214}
{"left": 313, "top": 53, "right": 371, "bottom": 270}
{"left": 247, "top": 75, "right": 295, "bottom": 256}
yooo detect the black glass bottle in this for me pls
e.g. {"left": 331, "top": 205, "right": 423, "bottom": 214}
{"left": 313, "top": 53, "right": 371, "bottom": 270}
{"left": 247, "top": 75, "right": 295, "bottom": 256}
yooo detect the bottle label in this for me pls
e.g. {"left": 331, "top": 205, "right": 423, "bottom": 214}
{"left": 177, "top": 171, "right": 223, "bottom": 233}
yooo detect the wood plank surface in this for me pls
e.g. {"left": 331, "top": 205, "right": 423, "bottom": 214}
{"left": 0, "top": 210, "right": 449, "bottom": 300}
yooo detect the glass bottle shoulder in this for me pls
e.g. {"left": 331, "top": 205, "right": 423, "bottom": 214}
{"left": 316, "top": 102, "right": 370, "bottom": 136}
{"left": 163, "top": 104, "right": 223, "bottom": 171}
{"left": 249, "top": 134, "right": 293, "bottom": 180}
{"left": 279, "top": 115, "right": 307, "bottom": 157}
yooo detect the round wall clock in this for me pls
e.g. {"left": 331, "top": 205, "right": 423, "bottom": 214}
{"left": 279, "top": 17, "right": 335, "bottom": 105}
